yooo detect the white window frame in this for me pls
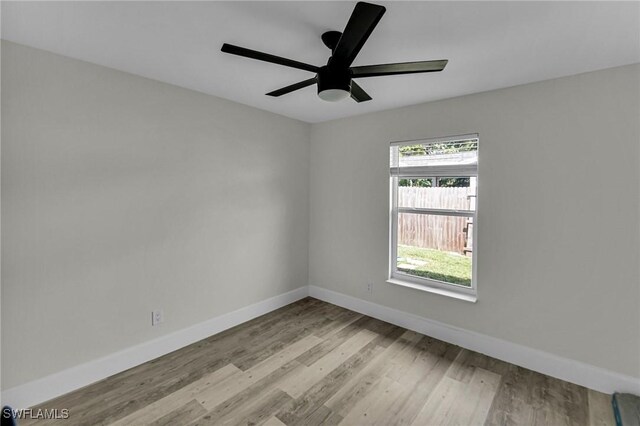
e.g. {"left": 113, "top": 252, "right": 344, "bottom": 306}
{"left": 388, "top": 134, "right": 479, "bottom": 303}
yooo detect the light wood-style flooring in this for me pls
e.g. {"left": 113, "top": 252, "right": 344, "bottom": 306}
{"left": 25, "top": 297, "right": 615, "bottom": 425}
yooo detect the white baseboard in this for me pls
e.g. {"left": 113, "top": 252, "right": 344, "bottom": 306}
{"left": 308, "top": 285, "right": 640, "bottom": 395}
{"left": 1, "top": 286, "right": 309, "bottom": 409}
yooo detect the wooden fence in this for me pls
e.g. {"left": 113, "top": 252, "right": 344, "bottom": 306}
{"left": 398, "top": 186, "right": 474, "bottom": 254}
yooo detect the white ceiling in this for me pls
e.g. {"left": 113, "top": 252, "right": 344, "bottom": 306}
{"left": 2, "top": 1, "right": 639, "bottom": 123}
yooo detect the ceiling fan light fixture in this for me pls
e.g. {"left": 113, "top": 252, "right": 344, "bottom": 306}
{"left": 317, "top": 65, "right": 351, "bottom": 102}
{"left": 318, "top": 88, "right": 350, "bottom": 102}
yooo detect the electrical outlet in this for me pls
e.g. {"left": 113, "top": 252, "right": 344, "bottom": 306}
{"left": 152, "top": 310, "right": 164, "bottom": 326}
{"left": 366, "top": 282, "right": 373, "bottom": 294}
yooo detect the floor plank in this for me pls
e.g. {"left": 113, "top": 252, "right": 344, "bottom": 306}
{"left": 263, "top": 416, "right": 287, "bottom": 426}
{"left": 324, "top": 330, "right": 424, "bottom": 417}
{"left": 277, "top": 329, "right": 378, "bottom": 398}
{"left": 366, "top": 338, "right": 462, "bottom": 425}
{"left": 275, "top": 338, "right": 388, "bottom": 424}
{"left": 411, "top": 375, "right": 467, "bottom": 425}
{"left": 196, "top": 334, "right": 323, "bottom": 411}
{"left": 450, "top": 367, "right": 502, "bottom": 425}
{"left": 588, "top": 390, "right": 615, "bottom": 426}
{"left": 148, "top": 400, "right": 207, "bottom": 426}
{"left": 111, "top": 363, "right": 242, "bottom": 426}
{"left": 339, "top": 376, "right": 405, "bottom": 425}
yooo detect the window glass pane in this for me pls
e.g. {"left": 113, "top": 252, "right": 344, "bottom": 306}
{"left": 396, "top": 213, "right": 473, "bottom": 286}
{"left": 398, "top": 177, "right": 477, "bottom": 211}
{"left": 396, "top": 139, "right": 478, "bottom": 168}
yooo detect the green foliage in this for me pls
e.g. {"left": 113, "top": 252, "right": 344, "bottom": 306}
{"left": 398, "top": 144, "right": 427, "bottom": 156}
{"left": 399, "top": 178, "right": 432, "bottom": 187}
{"left": 398, "top": 140, "right": 477, "bottom": 157}
{"left": 398, "top": 177, "right": 469, "bottom": 187}
{"left": 438, "top": 177, "right": 470, "bottom": 187}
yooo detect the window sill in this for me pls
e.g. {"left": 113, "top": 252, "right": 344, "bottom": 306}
{"left": 386, "top": 278, "right": 478, "bottom": 303}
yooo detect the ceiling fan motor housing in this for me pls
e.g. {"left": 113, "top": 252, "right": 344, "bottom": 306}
{"left": 317, "top": 65, "right": 352, "bottom": 97}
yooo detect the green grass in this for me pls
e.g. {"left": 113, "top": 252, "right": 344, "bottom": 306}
{"left": 397, "top": 245, "right": 472, "bottom": 286}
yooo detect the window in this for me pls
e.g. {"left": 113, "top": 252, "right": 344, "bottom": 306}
{"left": 389, "top": 134, "right": 479, "bottom": 301}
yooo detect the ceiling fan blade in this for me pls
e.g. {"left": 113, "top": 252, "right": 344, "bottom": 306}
{"left": 221, "top": 44, "right": 319, "bottom": 73}
{"left": 350, "top": 81, "right": 372, "bottom": 102}
{"left": 331, "top": 2, "right": 386, "bottom": 67}
{"left": 351, "top": 60, "right": 448, "bottom": 78}
{"left": 266, "top": 77, "right": 318, "bottom": 97}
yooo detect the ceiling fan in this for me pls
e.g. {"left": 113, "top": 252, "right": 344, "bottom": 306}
{"left": 221, "top": 2, "right": 448, "bottom": 103}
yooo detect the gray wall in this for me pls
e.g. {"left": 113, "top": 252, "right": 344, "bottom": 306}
{"left": 309, "top": 64, "right": 640, "bottom": 379}
{"left": 1, "top": 41, "right": 310, "bottom": 390}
